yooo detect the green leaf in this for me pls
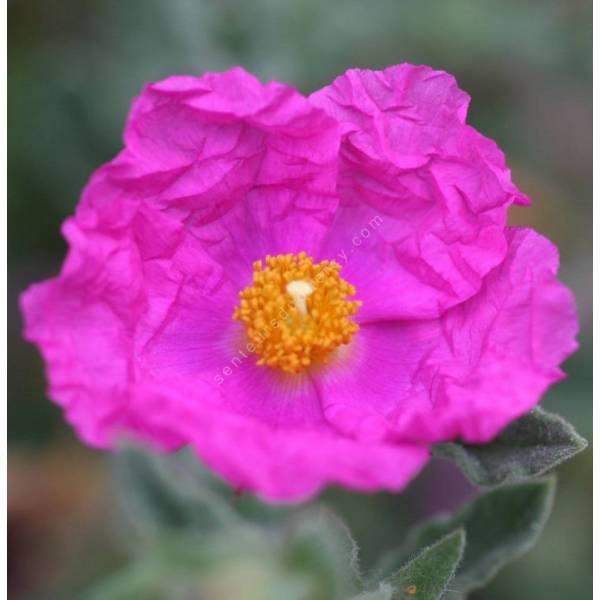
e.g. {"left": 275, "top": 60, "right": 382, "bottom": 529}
{"left": 112, "top": 444, "right": 241, "bottom": 536}
{"left": 283, "top": 507, "right": 362, "bottom": 600}
{"left": 382, "top": 479, "right": 555, "bottom": 596}
{"left": 387, "top": 529, "right": 465, "bottom": 600}
{"left": 434, "top": 408, "right": 587, "bottom": 487}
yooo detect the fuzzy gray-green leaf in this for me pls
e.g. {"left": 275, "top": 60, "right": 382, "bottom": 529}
{"left": 390, "top": 479, "right": 555, "bottom": 596}
{"left": 434, "top": 408, "right": 587, "bottom": 487}
{"left": 387, "top": 529, "right": 465, "bottom": 600}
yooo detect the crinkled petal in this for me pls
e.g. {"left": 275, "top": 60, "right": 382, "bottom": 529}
{"left": 120, "top": 379, "right": 430, "bottom": 502}
{"left": 311, "top": 64, "right": 529, "bottom": 320}
{"left": 87, "top": 67, "right": 341, "bottom": 287}
{"left": 20, "top": 218, "right": 144, "bottom": 447}
{"left": 317, "top": 228, "right": 577, "bottom": 444}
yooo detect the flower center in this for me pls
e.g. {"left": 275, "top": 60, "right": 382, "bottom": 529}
{"left": 233, "top": 252, "right": 361, "bottom": 374}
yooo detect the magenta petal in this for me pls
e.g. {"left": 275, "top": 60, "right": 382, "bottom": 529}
{"left": 112, "top": 67, "right": 342, "bottom": 283}
{"left": 190, "top": 415, "right": 430, "bottom": 502}
{"left": 314, "top": 319, "right": 439, "bottom": 442}
{"left": 120, "top": 379, "right": 430, "bottom": 502}
{"left": 317, "top": 228, "right": 577, "bottom": 444}
{"left": 20, "top": 218, "right": 143, "bottom": 447}
{"left": 312, "top": 64, "right": 528, "bottom": 319}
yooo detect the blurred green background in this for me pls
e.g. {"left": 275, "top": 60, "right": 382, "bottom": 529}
{"left": 8, "top": 1, "right": 592, "bottom": 598}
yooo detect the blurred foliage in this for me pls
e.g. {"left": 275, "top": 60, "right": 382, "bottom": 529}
{"left": 8, "top": 0, "right": 591, "bottom": 599}
{"left": 83, "top": 448, "right": 558, "bottom": 600}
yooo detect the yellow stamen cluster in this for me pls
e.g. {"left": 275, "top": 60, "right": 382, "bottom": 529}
{"left": 233, "top": 253, "right": 361, "bottom": 374}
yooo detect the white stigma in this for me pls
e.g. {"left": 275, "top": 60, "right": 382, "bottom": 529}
{"left": 286, "top": 280, "right": 314, "bottom": 316}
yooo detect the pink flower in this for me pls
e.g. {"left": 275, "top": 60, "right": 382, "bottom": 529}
{"left": 21, "top": 65, "right": 577, "bottom": 502}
